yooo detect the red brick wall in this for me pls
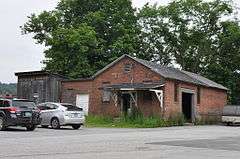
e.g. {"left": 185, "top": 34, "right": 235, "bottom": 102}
{"left": 137, "top": 91, "right": 162, "bottom": 116}
{"left": 61, "top": 80, "right": 92, "bottom": 105}
{"left": 91, "top": 57, "right": 163, "bottom": 116}
{"left": 199, "top": 87, "right": 227, "bottom": 116}
{"left": 61, "top": 56, "right": 227, "bottom": 120}
{"left": 164, "top": 79, "right": 227, "bottom": 119}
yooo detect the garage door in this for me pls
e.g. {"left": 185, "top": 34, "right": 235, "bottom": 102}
{"left": 76, "top": 94, "right": 89, "bottom": 115}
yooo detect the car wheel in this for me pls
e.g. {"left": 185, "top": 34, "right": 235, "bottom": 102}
{"left": 26, "top": 125, "right": 37, "bottom": 131}
{"left": 51, "top": 118, "right": 60, "bottom": 129}
{"left": 72, "top": 124, "right": 81, "bottom": 130}
{"left": 0, "top": 116, "right": 6, "bottom": 131}
{"left": 41, "top": 125, "right": 48, "bottom": 128}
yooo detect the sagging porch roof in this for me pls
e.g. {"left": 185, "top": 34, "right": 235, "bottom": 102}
{"left": 104, "top": 82, "right": 164, "bottom": 91}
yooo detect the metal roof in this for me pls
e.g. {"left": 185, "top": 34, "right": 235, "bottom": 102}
{"left": 130, "top": 56, "right": 228, "bottom": 91}
{"left": 57, "top": 54, "right": 228, "bottom": 91}
{"left": 92, "top": 54, "right": 227, "bottom": 90}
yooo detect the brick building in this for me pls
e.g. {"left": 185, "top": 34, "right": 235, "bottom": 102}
{"left": 62, "top": 55, "right": 228, "bottom": 121}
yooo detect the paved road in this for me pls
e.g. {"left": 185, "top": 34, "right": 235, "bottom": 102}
{"left": 1, "top": 125, "right": 240, "bottom": 159}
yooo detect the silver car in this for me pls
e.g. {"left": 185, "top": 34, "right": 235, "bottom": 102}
{"left": 37, "top": 102, "right": 85, "bottom": 129}
{"left": 222, "top": 105, "right": 240, "bottom": 126}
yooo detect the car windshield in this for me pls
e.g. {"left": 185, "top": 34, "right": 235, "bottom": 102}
{"left": 12, "top": 101, "right": 36, "bottom": 108}
{"left": 62, "top": 104, "right": 82, "bottom": 111}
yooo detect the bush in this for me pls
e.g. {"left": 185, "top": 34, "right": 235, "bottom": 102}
{"left": 167, "top": 113, "right": 186, "bottom": 126}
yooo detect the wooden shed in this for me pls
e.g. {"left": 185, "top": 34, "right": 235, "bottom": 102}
{"left": 15, "top": 71, "right": 67, "bottom": 103}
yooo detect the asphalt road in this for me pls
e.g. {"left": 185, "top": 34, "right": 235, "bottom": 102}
{"left": 1, "top": 125, "right": 240, "bottom": 159}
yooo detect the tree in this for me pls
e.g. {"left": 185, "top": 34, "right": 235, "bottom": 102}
{"left": 207, "top": 21, "right": 240, "bottom": 104}
{"left": 138, "top": 0, "right": 240, "bottom": 104}
{"left": 22, "top": 0, "right": 139, "bottom": 78}
{"left": 23, "top": 0, "right": 240, "bottom": 104}
{"left": 0, "top": 82, "right": 17, "bottom": 95}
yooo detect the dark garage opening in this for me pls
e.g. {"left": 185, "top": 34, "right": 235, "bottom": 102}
{"left": 122, "top": 94, "right": 131, "bottom": 115}
{"left": 182, "top": 92, "right": 193, "bottom": 121}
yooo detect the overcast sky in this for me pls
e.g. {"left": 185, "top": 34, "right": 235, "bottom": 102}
{"left": 0, "top": 0, "right": 237, "bottom": 83}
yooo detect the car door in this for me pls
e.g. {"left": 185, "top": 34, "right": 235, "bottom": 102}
{"left": 44, "top": 103, "right": 59, "bottom": 125}
{"left": 38, "top": 104, "right": 49, "bottom": 125}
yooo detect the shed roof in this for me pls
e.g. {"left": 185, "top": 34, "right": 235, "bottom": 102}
{"left": 15, "top": 71, "right": 68, "bottom": 79}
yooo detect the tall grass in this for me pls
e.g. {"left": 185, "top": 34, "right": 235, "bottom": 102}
{"left": 86, "top": 108, "right": 186, "bottom": 128}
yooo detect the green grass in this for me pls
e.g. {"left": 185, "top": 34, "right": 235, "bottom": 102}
{"left": 86, "top": 113, "right": 186, "bottom": 128}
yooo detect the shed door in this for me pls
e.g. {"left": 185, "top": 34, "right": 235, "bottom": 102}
{"left": 76, "top": 94, "right": 89, "bottom": 115}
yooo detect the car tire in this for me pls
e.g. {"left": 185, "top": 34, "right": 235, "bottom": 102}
{"left": 0, "top": 116, "right": 6, "bottom": 131}
{"left": 51, "top": 118, "right": 60, "bottom": 129}
{"left": 26, "top": 125, "right": 37, "bottom": 131}
{"left": 41, "top": 125, "right": 49, "bottom": 128}
{"left": 72, "top": 124, "right": 81, "bottom": 130}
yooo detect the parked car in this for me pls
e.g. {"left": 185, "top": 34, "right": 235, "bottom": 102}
{"left": 37, "top": 102, "right": 85, "bottom": 129}
{"left": 222, "top": 105, "right": 240, "bottom": 125}
{"left": 0, "top": 98, "right": 41, "bottom": 131}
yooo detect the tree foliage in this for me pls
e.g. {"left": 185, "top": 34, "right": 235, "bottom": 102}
{"left": 22, "top": 0, "right": 240, "bottom": 104}
{"left": 138, "top": 0, "right": 240, "bottom": 104}
{"left": 0, "top": 82, "right": 17, "bottom": 95}
{"left": 22, "top": 0, "right": 139, "bottom": 77}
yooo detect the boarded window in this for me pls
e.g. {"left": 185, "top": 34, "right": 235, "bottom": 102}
{"left": 124, "top": 64, "right": 132, "bottom": 73}
{"left": 174, "top": 82, "right": 179, "bottom": 102}
{"left": 102, "top": 90, "right": 111, "bottom": 102}
{"left": 197, "top": 87, "right": 201, "bottom": 104}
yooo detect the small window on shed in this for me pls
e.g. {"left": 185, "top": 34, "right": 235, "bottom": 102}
{"left": 174, "top": 82, "right": 179, "bottom": 102}
{"left": 102, "top": 90, "right": 111, "bottom": 102}
{"left": 124, "top": 63, "right": 132, "bottom": 73}
{"left": 197, "top": 87, "right": 201, "bottom": 104}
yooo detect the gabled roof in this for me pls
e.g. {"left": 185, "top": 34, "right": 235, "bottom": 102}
{"left": 92, "top": 54, "right": 228, "bottom": 91}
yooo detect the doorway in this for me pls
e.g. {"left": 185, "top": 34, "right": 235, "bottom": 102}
{"left": 182, "top": 92, "right": 193, "bottom": 121}
{"left": 122, "top": 94, "right": 131, "bottom": 115}
{"left": 121, "top": 92, "right": 137, "bottom": 115}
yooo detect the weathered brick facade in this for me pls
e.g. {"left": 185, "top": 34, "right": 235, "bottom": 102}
{"left": 61, "top": 55, "right": 228, "bottom": 121}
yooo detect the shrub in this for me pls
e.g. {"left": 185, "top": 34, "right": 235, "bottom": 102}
{"left": 167, "top": 113, "right": 186, "bottom": 126}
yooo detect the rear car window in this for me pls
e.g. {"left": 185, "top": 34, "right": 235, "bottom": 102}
{"left": 223, "top": 105, "right": 240, "bottom": 116}
{"left": 0, "top": 100, "right": 10, "bottom": 107}
{"left": 12, "top": 101, "right": 36, "bottom": 108}
{"left": 62, "top": 104, "right": 83, "bottom": 111}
